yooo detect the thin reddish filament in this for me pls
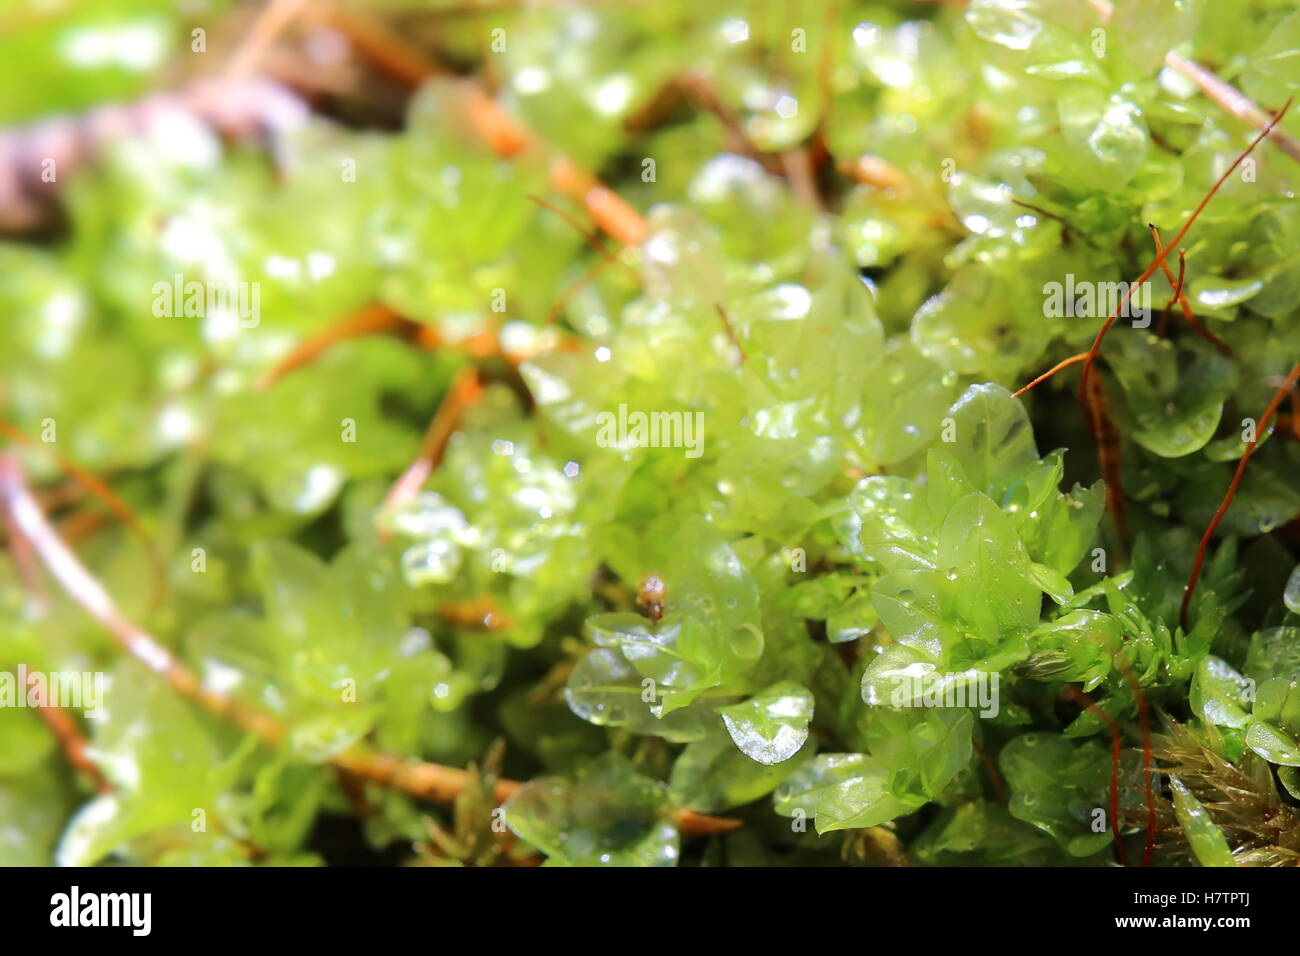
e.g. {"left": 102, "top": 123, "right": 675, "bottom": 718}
{"left": 1013, "top": 352, "right": 1089, "bottom": 397}
{"left": 1180, "top": 360, "right": 1300, "bottom": 630}
{"left": 526, "top": 193, "right": 642, "bottom": 286}
{"left": 1116, "top": 657, "right": 1156, "bottom": 866}
{"left": 1078, "top": 101, "right": 1292, "bottom": 429}
{"left": 1148, "top": 226, "right": 1229, "bottom": 354}
{"left": 1087, "top": 372, "right": 1131, "bottom": 543}
{"left": 0, "top": 420, "right": 165, "bottom": 606}
{"left": 1062, "top": 685, "right": 1129, "bottom": 867}
{"left": 256, "top": 301, "right": 410, "bottom": 390}
{"left": 971, "top": 736, "right": 1008, "bottom": 805}
{"left": 379, "top": 366, "right": 484, "bottom": 530}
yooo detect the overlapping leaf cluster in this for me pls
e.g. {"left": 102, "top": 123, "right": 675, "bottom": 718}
{"left": 1, "top": 0, "right": 1299, "bottom": 866}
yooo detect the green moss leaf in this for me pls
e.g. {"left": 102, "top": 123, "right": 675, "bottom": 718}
{"left": 504, "top": 754, "right": 679, "bottom": 866}
{"left": 718, "top": 681, "right": 814, "bottom": 765}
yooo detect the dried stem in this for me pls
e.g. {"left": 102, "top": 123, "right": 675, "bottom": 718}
{"left": 224, "top": 0, "right": 313, "bottom": 80}
{"left": 1086, "top": 371, "right": 1131, "bottom": 544}
{"left": 312, "top": 2, "right": 646, "bottom": 244}
{"left": 526, "top": 193, "right": 643, "bottom": 286}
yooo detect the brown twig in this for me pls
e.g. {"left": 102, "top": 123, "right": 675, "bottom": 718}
{"left": 437, "top": 596, "right": 515, "bottom": 632}
{"left": 971, "top": 735, "right": 1008, "bottom": 805}
{"left": 224, "top": 0, "right": 313, "bottom": 80}
{"left": 1086, "top": 369, "right": 1131, "bottom": 544}
{"left": 1074, "top": 102, "right": 1291, "bottom": 545}
{"left": 311, "top": 2, "right": 646, "bottom": 244}
{"left": 526, "top": 193, "right": 643, "bottom": 286}
{"left": 547, "top": 258, "right": 613, "bottom": 326}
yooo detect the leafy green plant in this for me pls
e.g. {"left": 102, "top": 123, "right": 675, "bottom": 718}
{"left": 1, "top": 0, "right": 1299, "bottom": 868}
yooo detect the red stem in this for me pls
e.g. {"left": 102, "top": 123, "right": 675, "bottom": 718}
{"left": 1180, "top": 361, "right": 1300, "bottom": 630}
{"left": 1062, "top": 685, "right": 1129, "bottom": 867}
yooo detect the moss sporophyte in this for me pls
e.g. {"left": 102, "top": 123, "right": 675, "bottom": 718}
{"left": 1, "top": 0, "right": 1299, "bottom": 869}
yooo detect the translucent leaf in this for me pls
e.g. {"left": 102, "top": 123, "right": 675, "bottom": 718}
{"left": 664, "top": 516, "right": 765, "bottom": 666}
{"left": 999, "top": 733, "right": 1110, "bottom": 856}
{"left": 1190, "top": 656, "right": 1252, "bottom": 730}
{"left": 0, "top": 775, "right": 68, "bottom": 866}
{"left": 1285, "top": 565, "right": 1300, "bottom": 615}
{"left": 939, "top": 492, "right": 1043, "bottom": 640}
{"left": 668, "top": 731, "right": 807, "bottom": 812}
{"left": 840, "top": 475, "right": 937, "bottom": 572}
{"left": 1030, "top": 562, "right": 1073, "bottom": 605}
{"left": 1244, "top": 721, "right": 1300, "bottom": 767}
{"left": 1243, "top": 10, "right": 1300, "bottom": 106}
{"left": 1058, "top": 87, "right": 1149, "bottom": 189}
{"left": 773, "top": 754, "right": 914, "bottom": 834}
{"left": 582, "top": 613, "right": 720, "bottom": 715}
{"left": 504, "top": 754, "right": 679, "bottom": 866}
{"left": 564, "top": 648, "right": 712, "bottom": 742}
{"left": 57, "top": 664, "right": 230, "bottom": 866}
{"left": 913, "top": 801, "right": 1063, "bottom": 865}
{"left": 861, "top": 642, "right": 939, "bottom": 708}
{"left": 826, "top": 590, "right": 878, "bottom": 644}
{"left": 718, "top": 681, "right": 814, "bottom": 765}
{"left": 1246, "top": 627, "right": 1300, "bottom": 684}
{"left": 863, "top": 708, "right": 975, "bottom": 805}
{"left": 943, "top": 384, "right": 1039, "bottom": 501}
{"left": 870, "top": 569, "right": 958, "bottom": 659}
{"left": 1169, "top": 776, "right": 1236, "bottom": 867}
{"left": 1279, "top": 766, "right": 1300, "bottom": 800}
{"left": 966, "top": 0, "right": 1095, "bottom": 76}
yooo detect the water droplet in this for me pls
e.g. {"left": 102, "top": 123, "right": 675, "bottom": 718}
{"left": 401, "top": 538, "right": 462, "bottom": 586}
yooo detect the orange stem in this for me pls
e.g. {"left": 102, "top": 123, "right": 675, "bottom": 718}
{"left": 380, "top": 366, "right": 484, "bottom": 526}
{"left": 1013, "top": 352, "right": 1088, "bottom": 398}
{"left": 28, "top": 691, "right": 111, "bottom": 793}
{"left": 1079, "top": 102, "right": 1291, "bottom": 429}
{"left": 1148, "top": 226, "right": 1230, "bottom": 355}
{"left": 256, "top": 302, "right": 411, "bottom": 390}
